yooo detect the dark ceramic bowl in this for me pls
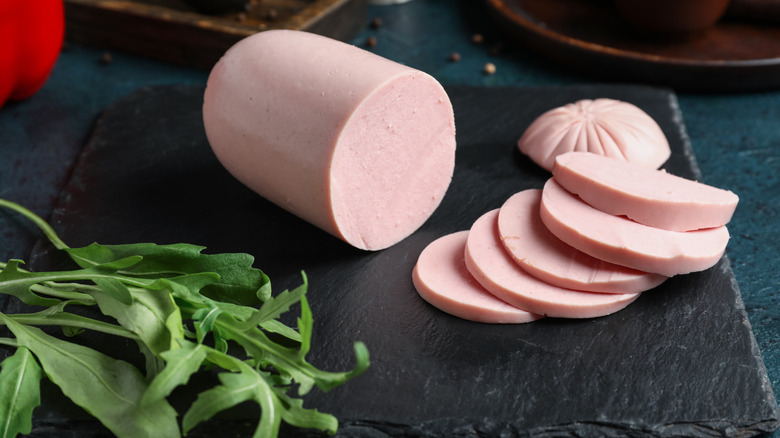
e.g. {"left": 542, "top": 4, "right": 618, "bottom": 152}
{"left": 614, "top": 0, "right": 731, "bottom": 34}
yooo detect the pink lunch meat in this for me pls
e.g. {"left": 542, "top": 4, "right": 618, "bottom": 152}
{"left": 464, "top": 209, "right": 641, "bottom": 319}
{"left": 202, "top": 30, "right": 456, "bottom": 250}
{"left": 412, "top": 231, "right": 543, "bottom": 324}
{"left": 497, "top": 189, "right": 667, "bottom": 294}
{"left": 552, "top": 151, "right": 739, "bottom": 232}
{"left": 540, "top": 178, "right": 730, "bottom": 277}
{"left": 517, "top": 98, "right": 670, "bottom": 172}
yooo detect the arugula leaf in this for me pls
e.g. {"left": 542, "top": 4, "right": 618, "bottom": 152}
{"left": 220, "top": 292, "right": 371, "bottom": 396}
{"left": 141, "top": 341, "right": 207, "bottom": 407}
{"left": 0, "top": 261, "right": 61, "bottom": 307}
{"left": 6, "top": 301, "right": 138, "bottom": 341}
{"left": 0, "top": 347, "right": 41, "bottom": 438}
{"left": 182, "top": 353, "right": 286, "bottom": 438}
{"left": 0, "top": 198, "right": 370, "bottom": 437}
{"left": 67, "top": 243, "right": 271, "bottom": 305}
{"left": 91, "top": 286, "right": 182, "bottom": 356}
{"left": 92, "top": 277, "right": 133, "bottom": 305}
{"left": 0, "top": 314, "right": 180, "bottom": 438}
{"left": 277, "top": 390, "right": 339, "bottom": 433}
{"left": 237, "top": 277, "right": 308, "bottom": 332}
{"left": 192, "top": 303, "right": 223, "bottom": 344}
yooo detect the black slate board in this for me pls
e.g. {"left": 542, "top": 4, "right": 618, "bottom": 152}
{"left": 13, "top": 84, "right": 780, "bottom": 437}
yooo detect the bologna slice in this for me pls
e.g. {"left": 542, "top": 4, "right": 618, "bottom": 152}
{"left": 552, "top": 151, "right": 739, "bottom": 232}
{"left": 497, "top": 189, "right": 667, "bottom": 294}
{"left": 540, "top": 178, "right": 730, "bottom": 277}
{"left": 412, "top": 231, "right": 542, "bottom": 324}
{"left": 203, "top": 30, "right": 456, "bottom": 250}
{"left": 464, "top": 209, "right": 641, "bottom": 319}
{"left": 517, "top": 98, "right": 670, "bottom": 172}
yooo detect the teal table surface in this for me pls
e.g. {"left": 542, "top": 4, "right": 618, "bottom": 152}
{"left": 1, "top": 0, "right": 778, "bottom": 436}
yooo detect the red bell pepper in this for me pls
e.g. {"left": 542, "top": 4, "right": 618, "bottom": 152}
{"left": 0, "top": 0, "right": 65, "bottom": 108}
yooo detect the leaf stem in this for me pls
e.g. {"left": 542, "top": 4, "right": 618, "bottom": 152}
{"left": 0, "top": 199, "right": 69, "bottom": 250}
{"left": 29, "top": 283, "right": 96, "bottom": 304}
{"left": 1, "top": 262, "right": 102, "bottom": 304}
{"left": 6, "top": 268, "right": 154, "bottom": 289}
{"left": 0, "top": 337, "right": 17, "bottom": 348}
{"left": 1, "top": 314, "right": 139, "bottom": 340}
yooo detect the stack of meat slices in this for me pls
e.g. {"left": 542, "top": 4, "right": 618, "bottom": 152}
{"left": 412, "top": 151, "right": 739, "bottom": 323}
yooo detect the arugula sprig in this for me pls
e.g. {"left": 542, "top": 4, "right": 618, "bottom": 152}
{"left": 0, "top": 198, "right": 369, "bottom": 438}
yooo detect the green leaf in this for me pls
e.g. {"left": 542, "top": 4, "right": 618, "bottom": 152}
{"left": 0, "top": 264, "right": 95, "bottom": 304}
{"left": 259, "top": 319, "right": 301, "bottom": 344}
{"left": 297, "top": 293, "right": 313, "bottom": 360}
{"left": 93, "top": 255, "right": 144, "bottom": 271}
{"left": 0, "top": 198, "right": 371, "bottom": 438}
{"left": 212, "top": 326, "right": 229, "bottom": 354}
{"left": 277, "top": 393, "right": 338, "bottom": 434}
{"left": 66, "top": 243, "right": 270, "bottom": 306}
{"left": 90, "top": 286, "right": 183, "bottom": 357}
{"left": 182, "top": 359, "right": 282, "bottom": 438}
{"left": 0, "top": 314, "right": 180, "bottom": 438}
{"left": 142, "top": 341, "right": 207, "bottom": 407}
{"left": 220, "top": 324, "right": 313, "bottom": 395}
{"left": 0, "top": 347, "right": 42, "bottom": 438}
{"left": 218, "top": 275, "right": 370, "bottom": 396}
{"left": 147, "top": 273, "right": 220, "bottom": 304}
{"left": 92, "top": 277, "right": 133, "bottom": 305}
{"left": 62, "top": 326, "right": 84, "bottom": 337}
{"left": 137, "top": 341, "right": 165, "bottom": 381}
{"left": 236, "top": 280, "right": 307, "bottom": 333}
{"left": 192, "top": 304, "right": 223, "bottom": 344}
{"left": 0, "top": 262, "right": 154, "bottom": 307}
{"left": 4, "top": 302, "right": 137, "bottom": 341}
{"left": 0, "top": 260, "right": 61, "bottom": 307}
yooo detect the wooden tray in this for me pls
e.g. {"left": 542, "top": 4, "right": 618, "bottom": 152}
{"left": 485, "top": 0, "right": 780, "bottom": 92}
{"left": 64, "top": 0, "right": 367, "bottom": 69}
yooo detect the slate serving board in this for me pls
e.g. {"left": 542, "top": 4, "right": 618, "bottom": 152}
{"left": 15, "top": 84, "right": 780, "bottom": 437}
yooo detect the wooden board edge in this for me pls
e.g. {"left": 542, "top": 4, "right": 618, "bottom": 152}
{"left": 64, "top": 0, "right": 368, "bottom": 70}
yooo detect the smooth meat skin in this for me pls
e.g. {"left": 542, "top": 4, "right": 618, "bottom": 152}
{"left": 203, "top": 30, "right": 456, "bottom": 250}
{"left": 465, "top": 209, "right": 641, "bottom": 319}
{"left": 412, "top": 231, "right": 542, "bottom": 324}
{"left": 540, "top": 178, "right": 730, "bottom": 277}
{"left": 498, "top": 189, "right": 667, "bottom": 293}
{"left": 517, "top": 98, "right": 670, "bottom": 172}
{"left": 552, "top": 151, "right": 739, "bottom": 231}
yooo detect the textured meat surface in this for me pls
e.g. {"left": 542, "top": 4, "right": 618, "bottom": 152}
{"left": 517, "top": 98, "right": 670, "bottom": 172}
{"left": 553, "top": 151, "right": 739, "bottom": 231}
{"left": 202, "top": 30, "right": 455, "bottom": 250}
{"left": 464, "top": 209, "right": 641, "bottom": 318}
{"left": 540, "top": 178, "right": 730, "bottom": 276}
{"left": 498, "top": 189, "right": 667, "bottom": 293}
{"left": 412, "top": 231, "right": 542, "bottom": 323}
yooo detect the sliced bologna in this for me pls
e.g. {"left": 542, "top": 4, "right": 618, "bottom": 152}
{"left": 464, "top": 209, "right": 641, "bottom": 319}
{"left": 540, "top": 178, "right": 730, "bottom": 277}
{"left": 203, "top": 30, "right": 456, "bottom": 251}
{"left": 552, "top": 151, "right": 739, "bottom": 231}
{"left": 412, "top": 231, "right": 543, "bottom": 324}
{"left": 517, "top": 98, "right": 670, "bottom": 172}
{"left": 497, "top": 189, "right": 667, "bottom": 294}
